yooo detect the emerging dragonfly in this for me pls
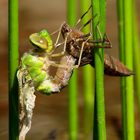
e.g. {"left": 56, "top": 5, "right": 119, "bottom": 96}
{"left": 54, "top": 5, "right": 133, "bottom": 76}
{"left": 17, "top": 5, "right": 133, "bottom": 139}
{"left": 17, "top": 30, "right": 76, "bottom": 140}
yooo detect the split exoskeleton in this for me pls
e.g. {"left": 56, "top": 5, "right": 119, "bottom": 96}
{"left": 52, "top": 5, "right": 133, "bottom": 76}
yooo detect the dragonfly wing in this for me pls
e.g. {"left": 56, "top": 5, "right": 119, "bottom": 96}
{"left": 104, "top": 54, "right": 134, "bottom": 76}
{"left": 17, "top": 68, "right": 36, "bottom": 140}
{"left": 88, "top": 53, "right": 133, "bottom": 76}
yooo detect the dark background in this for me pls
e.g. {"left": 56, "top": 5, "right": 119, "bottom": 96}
{"left": 0, "top": 0, "right": 140, "bottom": 139}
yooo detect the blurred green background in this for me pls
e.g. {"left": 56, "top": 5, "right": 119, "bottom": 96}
{"left": 0, "top": 0, "right": 140, "bottom": 139}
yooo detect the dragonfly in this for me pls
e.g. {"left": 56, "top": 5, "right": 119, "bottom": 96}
{"left": 53, "top": 5, "right": 133, "bottom": 76}
{"left": 17, "top": 29, "right": 77, "bottom": 140}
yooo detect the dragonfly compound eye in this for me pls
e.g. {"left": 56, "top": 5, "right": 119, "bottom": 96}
{"left": 29, "top": 33, "right": 49, "bottom": 50}
{"left": 37, "top": 38, "right": 49, "bottom": 49}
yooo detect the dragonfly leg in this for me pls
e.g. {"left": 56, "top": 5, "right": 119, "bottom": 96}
{"left": 79, "top": 19, "right": 112, "bottom": 49}
{"left": 50, "top": 33, "right": 70, "bottom": 57}
{"left": 51, "top": 35, "right": 92, "bottom": 69}
{"left": 51, "top": 21, "right": 66, "bottom": 37}
{"left": 95, "top": 24, "right": 112, "bottom": 48}
{"left": 54, "top": 27, "right": 62, "bottom": 47}
{"left": 50, "top": 28, "right": 59, "bottom": 36}
{"left": 76, "top": 6, "right": 97, "bottom": 32}
{"left": 79, "top": 18, "right": 93, "bottom": 31}
{"left": 49, "top": 34, "right": 92, "bottom": 69}
{"left": 75, "top": 5, "right": 92, "bottom": 27}
{"left": 79, "top": 16, "right": 105, "bottom": 44}
{"left": 103, "top": 34, "right": 112, "bottom": 48}
{"left": 74, "top": 6, "right": 111, "bottom": 49}
{"left": 76, "top": 35, "right": 92, "bottom": 67}
{"left": 50, "top": 22, "right": 65, "bottom": 51}
{"left": 50, "top": 22, "right": 73, "bottom": 58}
{"left": 51, "top": 22, "right": 66, "bottom": 47}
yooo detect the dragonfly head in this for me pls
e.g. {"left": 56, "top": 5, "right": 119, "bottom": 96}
{"left": 29, "top": 29, "right": 54, "bottom": 53}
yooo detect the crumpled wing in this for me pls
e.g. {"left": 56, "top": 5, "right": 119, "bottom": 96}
{"left": 17, "top": 68, "right": 36, "bottom": 140}
{"left": 104, "top": 54, "right": 134, "bottom": 76}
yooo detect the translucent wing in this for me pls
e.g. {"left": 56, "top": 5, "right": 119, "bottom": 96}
{"left": 17, "top": 68, "right": 36, "bottom": 140}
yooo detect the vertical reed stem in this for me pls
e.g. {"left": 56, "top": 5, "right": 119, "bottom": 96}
{"left": 117, "top": 0, "right": 135, "bottom": 139}
{"left": 124, "top": 0, "right": 135, "bottom": 139}
{"left": 8, "top": 0, "right": 19, "bottom": 139}
{"left": 80, "top": 0, "right": 95, "bottom": 139}
{"left": 132, "top": 2, "right": 140, "bottom": 119}
{"left": 117, "top": 0, "right": 127, "bottom": 139}
{"left": 67, "top": 0, "right": 78, "bottom": 140}
{"left": 91, "top": 0, "right": 106, "bottom": 139}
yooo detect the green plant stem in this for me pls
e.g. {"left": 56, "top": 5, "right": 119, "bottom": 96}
{"left": 124, "top": 0, "right": 135, "bottom": 139}
{"left": 80, "top": 0, "right": 95, "bottom": 139}
{"left": 67, "top": 1, "right": 78, "bottom": 140}
{"left": 8, "top": 0, "right": 19, "bottom": 139}
{"left": 118, "top": 0, "right": 135, "bottom": 139}
{"left": 91, "top": 0, "right": 106, "bottom": 139}
{"left": 132, "top": 3, "right": 140, "bottom": 119}
{"left": 67, "top": 0, "right": 77, "bottom": 26}
{"left": 117, "top": 1, "right": 127, "bottom": 139}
